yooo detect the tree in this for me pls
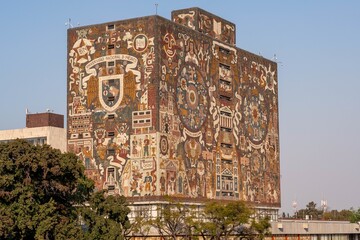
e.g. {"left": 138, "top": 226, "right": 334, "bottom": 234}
{"left": 349, "top": 208, "right": 360, "bottom": 223}
{"left": 296, "top": 201, "right": 323, "bottom": 220}
{"left": 323, "top": 209, "right": 352, "bottom": 221}
{"left": 149, "top": 198, "right": 196, "bottom": 240}
{"left": 0, "top": 140, "right": 93, "bottom": 239}
{"left": 81, "top": 191, "right": 131, "bottom": 240}
{"left": 249, "top": 216, "right": 272, "bottom": 240}
{"left": 195, "top": 201, "right": 253, "bottom": 240}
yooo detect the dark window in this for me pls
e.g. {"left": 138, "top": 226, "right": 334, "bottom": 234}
{"left": 220, "top": 95, "right": 232, "bottom": 101}
{"left": 221, "top": 127, "right": 232, "bottom": 132}
{"left": 108, "top": 61, "right": 115, "bottom": 67}
{"left": 108, "top": 44, "right": 115, "bottom": 49}
{"left": 219, "top": 47, "right": 230, "bottom": 55}
{"left": 221, "top": 143, "right": 232, "bottom": 148}
{"left": 108, "top": 96, "right": 115, "bottom": 102}
{"left": 108, "top": 114, "right": 115, "bottom": 119}
{"left": 107, "top": 149, "right": 115, "bottom": 155}
{"left": 220, "top": 79, "right": 231, "bottom": 85}
{"left": 219, "top": 63, "right": 230, "bottom": 70}
{"left": 108, "top": 132, "right": 115, "bottom": 137}
{"left": 107, "top": 24, "right": 115, "bottom": 30}
{"left": 220, "top": 111, "right": 232, "bottom": 117}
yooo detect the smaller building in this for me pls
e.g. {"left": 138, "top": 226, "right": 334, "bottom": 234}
{"left": 271, "top": 220, "right": 360, "bottom": 240}
{"left": 0, "top": 112, "right": 67, "bottom": 152}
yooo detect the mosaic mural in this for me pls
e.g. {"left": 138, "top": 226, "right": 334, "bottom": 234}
{"left": 67, "top": 9, "right": 280, "bottom": 207}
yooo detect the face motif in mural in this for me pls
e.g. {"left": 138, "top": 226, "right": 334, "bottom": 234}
{"left": 176, "top": 65, "right": 208, "bottom": 132}
{"left": 163, "top": 33, "right": 176, "bottom": 58}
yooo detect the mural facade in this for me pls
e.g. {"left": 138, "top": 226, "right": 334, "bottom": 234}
{"left": 67, "top": 8, "right": 280, "bottom": 207}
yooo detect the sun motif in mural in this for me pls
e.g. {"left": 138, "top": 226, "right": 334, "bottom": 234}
{"left": 176, "top": 65, "right": 208, "bottom": 132}
{"left": 244, "top": 89, "right": 268, "bottom": 144}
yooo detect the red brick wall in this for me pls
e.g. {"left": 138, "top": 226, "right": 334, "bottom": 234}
{"left": 26, "top": 113, "right": 64, "bottom": 128}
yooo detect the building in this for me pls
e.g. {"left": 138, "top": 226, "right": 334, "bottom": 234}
{"left": 271, "top": 220, "right": 360, "bottom": 240}
{"left": 67, "top": 7, "right": 280, "bottom": 216}
{"left": 0, "top": 112, "right": 67, "bottom": 152}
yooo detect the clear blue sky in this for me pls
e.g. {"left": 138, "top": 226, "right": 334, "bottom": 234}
{"left": 1, "top": 0, "right": 359, "bottom": 214}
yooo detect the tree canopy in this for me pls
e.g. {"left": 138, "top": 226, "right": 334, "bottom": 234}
{"left": 149, "top": 198, "right": 271, "bottom": 240}
{"left": 0, "top": 140, "right": 130, "bottom": 239}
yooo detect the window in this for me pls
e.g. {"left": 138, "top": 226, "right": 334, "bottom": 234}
{"left": 221, "top": 127, "right": 232, "bottom": 132}
{"left": 220, "top": 95, "right": 232, "bottom": 101}
{"left": 107, "top": 149, "right": 115, "bottom": 155}
{"left": 108, "top": 44, "right": 115, "bottom": 49}
{"left": 108, "top": 96, "right": 115, "bottom": 102}
{"left": 219, "top": 47, "right": 230, "bottom": 55}
{"left": 107, "top": 24, "right": 115, "bottom": 31}
{"left": 219, "top": 63, "right": 230, "bottom": 70}
{"left": 220, "top": 111, "right": 232, "bottom": 117}
{"left": 108, "top": 114, "right": 115, "bottom": 119}
{"left": 221, "top": 143, "right": 232, "bottom": 148}
{"left": 107, "top": 61, "right": 115, "bottom": 67}
{"left": 107, "top": 132, "right": 115, "bottom": 137}
{"left": 220, "top": 79, "right": 231, "bottom": 85}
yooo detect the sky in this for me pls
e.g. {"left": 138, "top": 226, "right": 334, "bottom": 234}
{"left": 0, "top": 0, "right": 359, "bottom": 214}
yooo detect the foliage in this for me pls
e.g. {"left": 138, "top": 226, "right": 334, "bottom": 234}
{"left": 322, "top": 209, "right": 352, "bottom": 221}
{"left": 0, "top": 140, "right": 92, "bottom": 239}
{"left": 296, "top": 201, "right": 323, "bottom": 220}
{"left": 147, "top": 199, "right": 271, "bottom": 240}
{"left": 81, "top": 191, "right": 131, "bottom": 240}
{"left": 195, "top": 201, "right": 254, "bottom": 240}
{"left": 349, "top": 208, "right": 360, "bottom": 223}
{"left": 249, "top": 216, "right": 272, "bottom": 240}
{"left": 149, "top": 198, "right": 196, "bottom": 239}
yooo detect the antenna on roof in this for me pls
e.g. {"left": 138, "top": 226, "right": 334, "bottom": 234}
{"left": 272, "top": 54, "right": 283, "bottom": 66}
{"left": 155, "top": 3, "right": 158, "bottom": 15}
{"left": 26, "top": 108, "right": 30, "bottom": 115}
{"left": 65, "top": 18, "right": 73, "bottom": 29}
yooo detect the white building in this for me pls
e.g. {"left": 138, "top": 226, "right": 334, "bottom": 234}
{"left": 0, "top": 112, "right": 67, "bottom": 152}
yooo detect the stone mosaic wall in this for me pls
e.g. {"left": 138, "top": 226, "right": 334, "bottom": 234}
{"left": 67, "top": 10, "right": 280, "bottom": 207}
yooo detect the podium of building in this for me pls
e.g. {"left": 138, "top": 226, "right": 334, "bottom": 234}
{"left": 67, "top": 7, "right": 280, "bottom": 215}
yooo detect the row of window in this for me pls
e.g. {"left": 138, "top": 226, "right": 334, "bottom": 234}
{"left": 133, "top": 111, "right": 151, "bottom": 116}
{"left": 133, "top": 119, "right": 151, "bottom": 124}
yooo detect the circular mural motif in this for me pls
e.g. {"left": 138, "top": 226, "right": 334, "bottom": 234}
{"left": 160, "top": 135, "right": 169, "bottom": 155}
{"left": 176, "top": 65, "right": 208, "bottom": 132}
{"left": 133, "top": 34, "right": 148, "bottom": 53}
{"left": 244, "top": 87, "right": 268, "bottom": 144}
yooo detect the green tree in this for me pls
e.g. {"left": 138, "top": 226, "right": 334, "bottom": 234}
{"left": 0, "top": 140, "right": 93, "bottom": 239}
{"left": 149, "top": 199, "right": 196, "bottom": 240}
{"left": 349, "top": 208, "right": 360, "bottom": 223}
{"left": 323, "top": 209, "right": 352, "bottom": 221}
{"left": 249, "top": 216, "right": 272, "bottom": 240}
{"left": 296, "top": 201, "right": 323, "bottom": 220}
{"left": 81, "top": 191, "right": 131, "bottom": 240}
{"left": 195, "top": 201, "right": 253, "bottom": 240}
